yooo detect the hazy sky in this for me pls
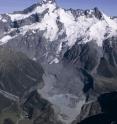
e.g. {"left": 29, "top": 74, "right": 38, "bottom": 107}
{"left": 0, "top": 0, "right": 116, "bottom": 16}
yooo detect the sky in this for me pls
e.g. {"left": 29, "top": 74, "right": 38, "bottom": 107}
{"left": 0, "top": 0, "right": 116, "bottom": 16}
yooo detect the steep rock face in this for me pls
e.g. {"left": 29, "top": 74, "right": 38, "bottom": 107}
{"left": 74, "top": 92, "right": 117, "bottom": 124}
{"left": 72, "top": 101, "right": 101, "bottom": 124}
{"left": 63, "top": 37, "right": 117, "bottom": 96}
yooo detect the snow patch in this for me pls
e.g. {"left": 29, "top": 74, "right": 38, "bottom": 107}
{"left": 0, "top": 35, "right": 12, "bottom": 45}
{"left": 50, "top": 58, "right": 59, "bottom": 64}
{"left": 87, "top": 21, "right": 108, "bottom": 46}
{"left": 8, "top": 3, "right": 56, "bottom": 21}
{"left": 0, "top": 15, "right": 7, "bottom": 22}
{"left": 103, "top": 13, "right": 117, "bottom": 30}
{"left": 2, "top": 19, "right": 7, "bottom": 23}
{"left": 17, "top": 3, "right": 58, "bottom": 41}
{"left": 32, "top": 57, "right": 37, "bottom": 61}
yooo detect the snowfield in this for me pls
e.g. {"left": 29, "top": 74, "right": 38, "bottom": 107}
{"left": 4, "top": 1, "right": 117, "bottom": 50}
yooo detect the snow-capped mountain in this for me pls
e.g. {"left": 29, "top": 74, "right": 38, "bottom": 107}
{"left": 0, "top": 0, "right": 117, "bottom": 60}
{"left": 0, "top": 0, "right": 117, "bottom": 124}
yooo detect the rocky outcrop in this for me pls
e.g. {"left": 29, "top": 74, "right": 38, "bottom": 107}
{"left": 23, "top": 90, "right": 62, "bottom": 124}
{"left": 73, "top": 92, "right": 117, "bottom": 124}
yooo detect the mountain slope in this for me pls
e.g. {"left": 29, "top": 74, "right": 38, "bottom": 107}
{"left": 0, "top": 48, "right": 62, "bottom": 124}
{"left": 0, "top": 47, "right": 44, "bottom": 97}
{"left": 0, "top": 0, "right": 117, "bottom": 124}
{"left": 0, "top": 0, "right": 116, "bottom": 63}
{"left": 74, "top": 92, "right": 117, "bottom": 124}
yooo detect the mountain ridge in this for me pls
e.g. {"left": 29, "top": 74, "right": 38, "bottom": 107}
{"left": 0, "top": 0, "right": 117, "bottom": 124}
{"left": 0, "top": 0, "right": 116, "bottom": 59}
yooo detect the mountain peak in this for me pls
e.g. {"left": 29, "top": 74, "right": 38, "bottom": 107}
{"left": 93, "top": 7, "right": 103, "bottom": 19}
{"left": 41, "top": 0, "right": 56, "bottom": 4}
